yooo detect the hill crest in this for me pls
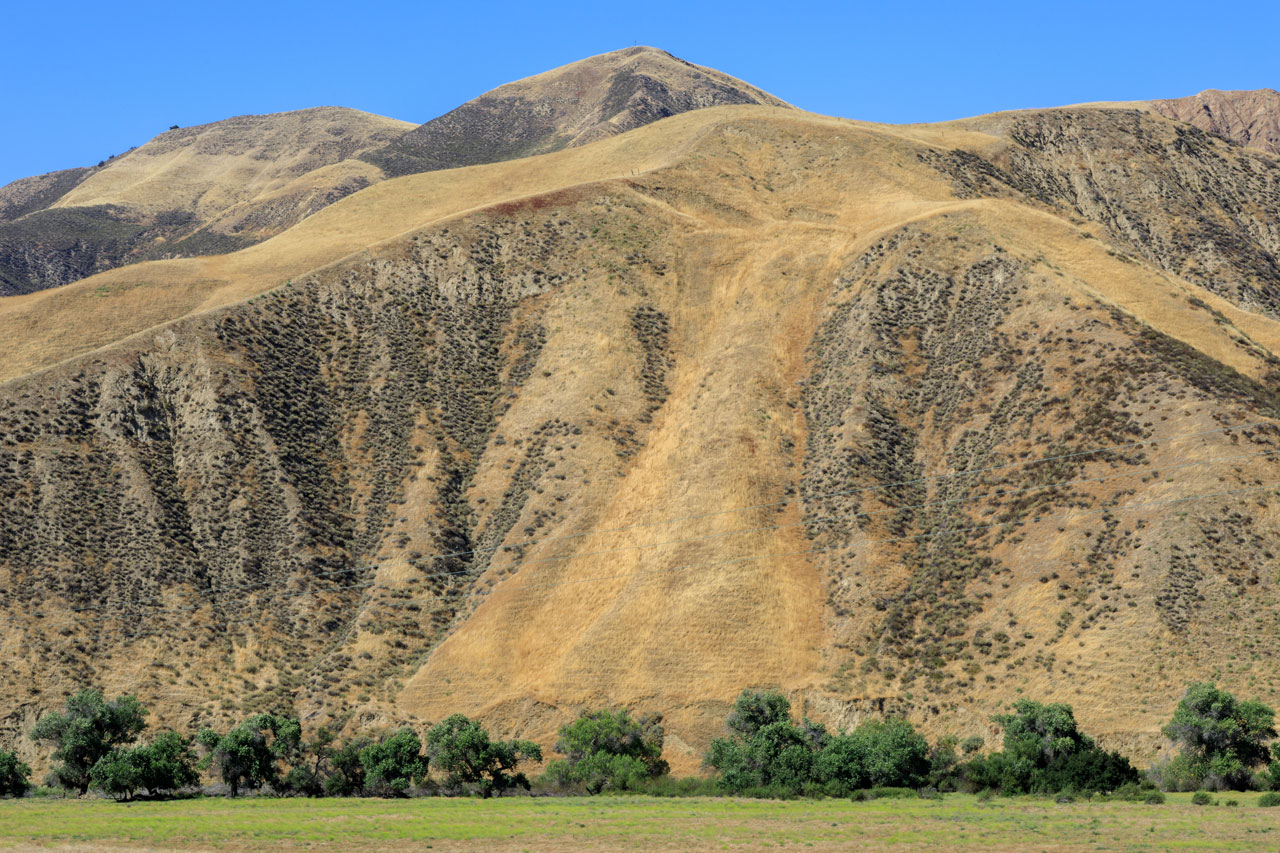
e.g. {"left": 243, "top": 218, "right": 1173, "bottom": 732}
{"left": 361, "top": 45, "right": 793, "bottom": 176}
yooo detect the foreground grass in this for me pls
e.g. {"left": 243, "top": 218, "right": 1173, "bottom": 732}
{"left": 1, "top": 793, "right": 1278, "bottom": 851}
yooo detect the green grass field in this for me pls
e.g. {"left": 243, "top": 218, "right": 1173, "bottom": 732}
{"left": 1, "top": 793, "right": 1277, "bottom": 851}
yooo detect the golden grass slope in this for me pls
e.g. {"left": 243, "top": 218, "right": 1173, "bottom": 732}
{"left": 53, "top": 107, "right": 413, "bottom": 232}
{"left": 3, "top": 101, "right": 1280, "bottom": 776}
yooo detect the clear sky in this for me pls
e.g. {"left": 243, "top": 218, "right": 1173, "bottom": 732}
{"left": 2, "top": 0, "right": 1277, "bottom": 187}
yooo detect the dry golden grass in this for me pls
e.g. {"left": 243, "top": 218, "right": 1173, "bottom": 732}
{"left": 5, "top": 99, "right": 1280, "bottom": 773}
{"left": 53, "top": 107, "right": 411, "bottom": 216}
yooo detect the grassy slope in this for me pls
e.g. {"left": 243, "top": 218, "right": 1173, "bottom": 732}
{"left": 3, "top": 105, "right": 1280, "bottom": 776}
{"left": 0, "top": 795, "right": 1277, "bottom": 851}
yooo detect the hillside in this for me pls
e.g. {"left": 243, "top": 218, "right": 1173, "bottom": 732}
{"left": 0, "top": 108, "right": 412, "bottom": 296}
{"left": 0, "top": 47, "right": 789, "bottom": 298}
{"left": 2, "top": 73, "right": 1280, "bottom": 776}
{"left": 1150, "top": 88, "right": 1280, "bottom": 155}
{"left": 360, "top": 46, "right": 793, "bottom": 177}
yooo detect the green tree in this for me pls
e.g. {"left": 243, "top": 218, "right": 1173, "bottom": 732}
{"left": 544, "top": 709, "right": 669, "bottom": 793}
{"left": 0, "top": 750, "right": 32, "bottom": 798}
{"left": 726, "top": 690, "right": 793, "bottom": 738}
{"left": 360, "top": 728, "right": 428, "bottom": 797}
{"left": 135, "top": 731, "right": 200, "bottom": 796}
{"left": 854, "top": 719, "right": 931, "bottom": 789}
{"left": 324, "top": 738, "right": 370, "bottom": 797}
{"left": 88, "top": 748, "right": 143, "bottom": 801}
{"left": 965, "top": 699, "right": 1137, "bottom": 794}
{"left": 282, "top": 726, "right": 336, "bottom": 797}
{"left": 426, "top": 714, "right": 542, "bottom": 797}
{"left": 89, "top": 732, "right": 199, "bottom": 801}
{"left": 196, "top": 713, "right": 300, "bottom": 796}
{"left": 1163, "top": 682, "right": 1276, "bottom": 791}
{"left": 32, "top": 689, "right": 148, "bottom": 794}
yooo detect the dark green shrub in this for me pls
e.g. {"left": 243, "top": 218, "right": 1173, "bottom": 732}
{"left": 962, "top": 699, "right": 1137, "bottom": 795}
{"left": 1257, "top": 760, "right": 1280, "bottom": 791}
{"left": 89, "top": 749, "right": 142, "bottom": 801}
{"left": 1191, "top": 790, "right": 1214, "bottom": 806}
{"left": 1144, "top": 791, "right": 1166, "bottom": 804}
{"left": 324, "top": 739, "right": 370, "bottom": 796}
{"left": 707, "top": 690, "right": 928, "bottom": 796}
{"left": 136, "top": 731, "right": 200, "bottom": 796}
{"left": 0, "top": 750, "right": 30, "bottom": 798}
{"left": 1258, "top": 791, "right": 1280, "bottom": 807}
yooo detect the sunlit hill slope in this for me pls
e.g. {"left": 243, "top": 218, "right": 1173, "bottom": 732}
{"left": 2, "top": 50, "right": 1280, "bottom": 775}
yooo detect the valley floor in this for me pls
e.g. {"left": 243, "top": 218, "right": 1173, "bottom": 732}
{"left": 0, "top": 794, "right": 1276, "bottom": 851}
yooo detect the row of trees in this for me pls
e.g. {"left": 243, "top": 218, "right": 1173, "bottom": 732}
{"left": 1, "top": 682, "right": 1276, "bottom": 800}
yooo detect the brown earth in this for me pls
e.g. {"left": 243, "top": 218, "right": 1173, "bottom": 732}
{"left": 2, "top": 71, "right": 1280, "bottom": 777}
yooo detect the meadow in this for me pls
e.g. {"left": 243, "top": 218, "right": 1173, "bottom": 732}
{"left": 1, "top": 793, "right": 1278, "bottom": 852}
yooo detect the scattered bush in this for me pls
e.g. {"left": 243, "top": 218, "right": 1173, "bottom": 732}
{"left": 1258, "top": 791, "right": 1280, "bottom": 807}
{"left": 1191, "top": 790, "right": 1214, "bottom": 806}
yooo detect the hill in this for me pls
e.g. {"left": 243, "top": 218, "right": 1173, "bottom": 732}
{"left": 1, "top": 66, "right": 1280, "bottom": 776}
{"left": 0, "top": 108, "right": 412, "bottom": 296}
{"left": 360, "top": 46, "right": 792, "bottom": 177}
{"left": 1150, "top": 88, "right": 1280, "bottom": 155}
{"left": 0, "top": 47, "right": 789, "bottom": 298}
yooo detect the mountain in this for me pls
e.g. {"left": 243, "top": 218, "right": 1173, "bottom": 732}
{"left": 1150, "top": 88, "right": 1280, "bottom": 155}
{"left": 2, "top": 59, "right": 1280, "bottom": 776}
{"left": 361, "top": 46, "right": 793, "bottom": 177}
{"left": 0, "top": 47, "right": 789, "bottom": 298}
{"left": 0, "top": 108, "right": 413, "bottom": 296}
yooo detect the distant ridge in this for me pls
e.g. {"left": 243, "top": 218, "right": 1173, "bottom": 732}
{"left": 362, "top": 46, "right": 792, "bottom": 177}
{"left": 1150, "top": 88, "right": 1280, "bottom": 155}
{"left": 0, "top": 107, "right": 412, "bottom": 296}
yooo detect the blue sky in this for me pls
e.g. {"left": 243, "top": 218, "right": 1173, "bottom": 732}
{"left": 2, "top": 0, "right": 1277, "bottom": 187}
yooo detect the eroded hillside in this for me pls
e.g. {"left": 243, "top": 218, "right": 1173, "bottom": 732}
{"left": 2, "top": 103, "right": 1280, "bottom": 774}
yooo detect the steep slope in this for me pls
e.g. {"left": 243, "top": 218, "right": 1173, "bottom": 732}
{"left": 0, "top": 108, "right": 412, "bottom": 296}
{"left": 3, "top": 103, "right": 1280, "bottom": 777}
{"left": 1151, "top": 88, "right": 1280, "bottom": 155}
{"left": 361, "top": 46, "right": 792, "bottom": 177}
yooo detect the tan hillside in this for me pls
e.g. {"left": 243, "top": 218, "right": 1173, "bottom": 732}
{"left": 0, "top": 47, "right": 789, "bottom": 298}
{"left": 0, "top": 108, "right": 412, "bottom": 296}
{"left": 1150, "top": 88, "right": 1280, "bottom": 155}
{"left": 3, "top": 89, "right": 1280, "bottom": 777}
{"left": 361, "top": 46, "right": 793, "bottom": 177}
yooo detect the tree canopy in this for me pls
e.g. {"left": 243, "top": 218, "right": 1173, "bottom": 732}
{"left": 1162, "top": 682, "right": 1277, "bottom": 791}
{"left": 426, "top": 714, "right": 541, "bottom": 797}
{"left": 32, "top": 689, "right": 148, "bottom": 794}
{"left": 545, "top": 709, "right": 669, "bottom": 793}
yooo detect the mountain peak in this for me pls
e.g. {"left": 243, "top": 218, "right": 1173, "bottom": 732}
{"left": 362, "top": 47, "right": 791, "bottom": 177}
